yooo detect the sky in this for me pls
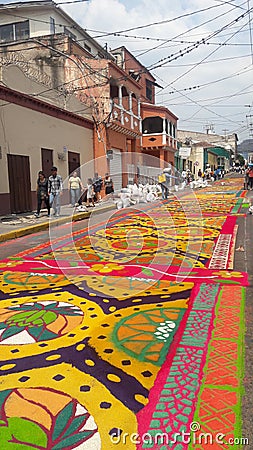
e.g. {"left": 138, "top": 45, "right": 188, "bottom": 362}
{"left": 60, "top": 0, "right": 253, "bottom": 143}
{"left": 2, "top": 0, "right": 253, "bottom": 143}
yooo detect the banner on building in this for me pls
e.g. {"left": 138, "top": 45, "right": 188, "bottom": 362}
{"left": 179, "top": 147, "right": 191, "bottom": 159}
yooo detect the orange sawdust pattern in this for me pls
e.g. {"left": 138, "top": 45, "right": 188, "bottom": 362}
{"left": 192, "top": 285, "right": 244, "bottom": 449}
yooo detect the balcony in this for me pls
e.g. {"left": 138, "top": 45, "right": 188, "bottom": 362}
{"left": 108, "top": 84, "right": 142, "bottom": 137}
{"left": 142, "top": 116, "right": 177, "bottom": 151}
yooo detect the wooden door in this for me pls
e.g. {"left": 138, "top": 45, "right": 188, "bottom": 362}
{"left": 68, "top": 151, "right": 80, "bottom": 176}
{"left": 41, "top": 148, "right": 53, "bottom": 177}
{"left": 7, "top": 154, "right": 32, "bottom": 213}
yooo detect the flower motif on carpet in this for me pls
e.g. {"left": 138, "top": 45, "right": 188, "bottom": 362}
{"left": 0, "top": 387, "right": 100, "bottom": 449}
{"left": 0, "top": 302, "right": 83, "bottom": 344}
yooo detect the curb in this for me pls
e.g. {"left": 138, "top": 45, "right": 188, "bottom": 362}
{"left": 0, "top": 204, "right": 115, "bottom": 243}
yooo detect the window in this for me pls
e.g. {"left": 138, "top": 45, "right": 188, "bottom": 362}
{"left": 15, "top": 20, "right": 29, "bottom": 40}
{"left": 64, "top": 26, "right": 77, "bottom": 41}
{"left": 0, "top": 20, "right": 29, "bottom": 43}
{"left": 84, "top": 43, "right": 91, "bottom": 53}
{"left": 145, "top": 79, "right": 153, "bottom": 101}
{"left": 0, "top": 24, "right": 13, "bottom": 42}
{"left": 142, "top": 117, "right": 163, "bottom": 134}
{"left": 129, "top": 70, "right": 140, "bottom": 82}
{"left": 50, "top": 17, "right": 55, "bottom": 35}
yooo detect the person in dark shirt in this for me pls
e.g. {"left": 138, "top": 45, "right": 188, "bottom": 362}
{"left": 93, "top": 172, "right": 103, "bottom": 201}
{"left": 104, "top": 173, "right": 114, "bottom": 195}
{"left": 34, "top": 171, "right": 50, "bottom": 217}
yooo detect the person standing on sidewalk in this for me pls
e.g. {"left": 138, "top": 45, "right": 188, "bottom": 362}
{"left": 68, "top": 171, "right": 84, "bottom": 207}
{"left": 247, "top": 166, "right": 253, "bottom": 190}
{"left": 93, "top": 172, "right": 103, "bottom": 202}
{"left": 34, "top": 171, "right": 50, "bottom": 218}
{"left": 104, "top": 173, "right": 114, "bottom": 196}
{"left": 48, "top": 167, "right": 63, "bottom": 217}
{"left": 86, "top": 178, "right": 95, "bottom": 207}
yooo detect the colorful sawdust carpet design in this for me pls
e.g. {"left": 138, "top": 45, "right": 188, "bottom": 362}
{"left": 0, "top": 178, "right": 247, "bottom": 449}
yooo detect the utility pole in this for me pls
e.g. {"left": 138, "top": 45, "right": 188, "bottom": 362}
{"left": 246, "top": 115, "right": 253, "bottom": 137}
{"left": 222, "top": 129, "right": 229, "bottom": 142}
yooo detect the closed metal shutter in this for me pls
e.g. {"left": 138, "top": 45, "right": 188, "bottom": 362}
{"left": 109, "top": 149, "right": 122, "bottom": 192}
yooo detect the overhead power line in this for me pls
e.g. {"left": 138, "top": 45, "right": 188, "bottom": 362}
{"left": 135, "top": 0, "right": 249, "bottom": 60}
{"left": 156, "top": 9, "right": 253, "bottom": 98}
{"left": 57, "top": 0, "right": 89, "bottom": 3}
{"left": 148, "top": 5, "right": 253, "bottom": 71}
{"left": 247, "top": 0, "right": 253, "bottom": 62}
{"left": 0, "top": 2, "right": 228, "bottom": 41}
{"left": 87, "top": 3, "right": 230, "bottom": 38}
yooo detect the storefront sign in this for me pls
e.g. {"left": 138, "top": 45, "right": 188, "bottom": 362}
{"left": 179, "top": 147, "right": 191, "bottom": 159}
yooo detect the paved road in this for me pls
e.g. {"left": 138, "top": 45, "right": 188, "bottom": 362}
{"left": 0, "top": 176, "right": 251, "bottom": 449}
{"left": 0, "top": 216, "right": 90, "bottom": 259}
{"left": 236, "top": 196, "right": 253, "bottom": 446}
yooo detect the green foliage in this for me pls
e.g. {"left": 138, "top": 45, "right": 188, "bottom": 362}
{"left": 237, "top": 154, "right": 245, "bottom": 166}
{"left": 51, "top": 401, "right": 95, "bottom": 449}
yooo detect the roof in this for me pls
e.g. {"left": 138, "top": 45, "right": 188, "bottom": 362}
{"left": 141, "top": 102, "right": 178, "bottom": 121}
{"left": 0, "top": 84, "right": 93, "bottom": 129}
{"left": 111, "top": 46, "right": 156, "bottom": 82}
{"left": 206, "top": 146, "right": 231, "bottom": 158}
{"left": 0, "top": 0, "right": 52, "bottom": 7}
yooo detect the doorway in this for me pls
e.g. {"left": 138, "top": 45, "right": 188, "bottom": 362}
{"left": 7, "top": 154, "right": 32, "bottom": 213}
{"left": 41, "top": 148, "right": 53, "bottom": 177}
{"left": 109, "top": 149, "right": 122, "bottom": 191}
{"left": 68, "top": 151, "right": 80, "bottom": 175}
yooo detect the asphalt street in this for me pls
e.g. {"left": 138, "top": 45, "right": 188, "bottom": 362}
{"left": 0, "top": 175, "right": 251, "bottom": 449}
{"left": 236, "top": 192, "right": 253, "bottom": 445}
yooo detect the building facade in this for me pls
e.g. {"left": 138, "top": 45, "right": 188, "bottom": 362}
{"left": 110, "top": 47, "right": 178, "bottom": 180}
{"left": 177, "top": 129, "right": 237, "bottom": 174}
{"left": 0, "top": 1, "right": 179, "bottom": 214}
{"left": 0, "top": 0, "right": 111, "bottom": 214}
{"left": 0, "top": 82, "right": 93, "bottom": 215}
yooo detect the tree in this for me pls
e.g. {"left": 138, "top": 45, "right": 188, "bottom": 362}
{"left": 237, "top": 154, "right": 245, "bottom": 166}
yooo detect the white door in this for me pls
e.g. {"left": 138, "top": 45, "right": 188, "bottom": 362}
{"left": 109, "top": 149, "right": 122, "bottom": 192}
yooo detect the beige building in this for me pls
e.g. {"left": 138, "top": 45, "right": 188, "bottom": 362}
{"left": 0, "top": 0, "right": 113, "bottom": 215}
{"left": 177, "top": 129, "right": 237, "bottom": 174}
{"left": 0, "top": 0, "right": 179, "bottom": 215}
{"left": 0, "top": 0, "right": 111, "bottom": 59}
{"left": 177, "top": 130, "right": 237, "bottom": 154}
{"left": 0, "top": 67, "right": 94, "bottom": 215}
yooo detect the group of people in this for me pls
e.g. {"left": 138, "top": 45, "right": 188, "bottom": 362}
{"left": 196, "top": 167, "right": 225, "bottom": 181}
{"left": 35, "top": 166, "right": 62, "bottom": 218}
{"left": 244, "top": 165, "right": 253, "bottom": 190}
{"left": 158, "top": 164, "right": 228, "bottom": 199}
{"left": 35, "top": 167, "right": 114, "bottom": 218}
{"left": 69, "top": 172, "right": 114, "bottom": 207}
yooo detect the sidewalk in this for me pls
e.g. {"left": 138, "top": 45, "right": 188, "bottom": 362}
{"left": 0, "top": 201, "right": 116, "bottom": 243}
